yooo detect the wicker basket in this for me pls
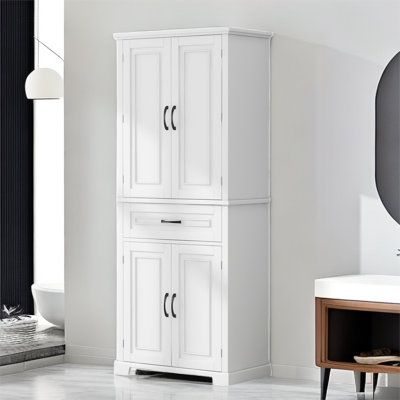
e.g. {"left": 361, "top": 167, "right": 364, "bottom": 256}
{"left": 0, "top": 316, "right": 38, "bottom": 345}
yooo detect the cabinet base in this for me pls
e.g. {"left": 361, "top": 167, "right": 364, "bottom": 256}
{"left": 114, "top": 360, "right": 270, "bottom": 386}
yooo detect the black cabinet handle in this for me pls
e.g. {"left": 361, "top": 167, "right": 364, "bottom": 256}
{"left": 161, "top": 219, "right": 181, "bottom": 224}
{"left": 171, "top": 293, "right": 177, "bottom": 318}
{"left": 171, "top": 106, "right": 176, "bottom": 130}
{"left": 163, "top": 106, "right": 169, "bottom": 130}
{"left": 163, "top": 293, "right": 169, "bottom": 318}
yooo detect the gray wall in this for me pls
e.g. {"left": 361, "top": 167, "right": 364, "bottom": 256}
{"left": 65, "top": 0, "right": 400, "bottom": 375}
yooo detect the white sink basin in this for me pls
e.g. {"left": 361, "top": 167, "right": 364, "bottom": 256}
{"left": 315, "top": 274, "right": 400, "bottom": 304}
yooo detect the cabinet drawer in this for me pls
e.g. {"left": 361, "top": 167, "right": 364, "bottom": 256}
{"left": 122, "top": 204, "right": 221, "bottom": 242}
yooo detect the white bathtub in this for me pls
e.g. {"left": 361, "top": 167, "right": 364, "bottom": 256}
{"left": 32, "top": 283, "right": 64, "bottom": 329}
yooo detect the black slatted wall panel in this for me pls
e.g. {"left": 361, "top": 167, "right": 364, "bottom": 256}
{"left": 0, "top": 0, "right": 34, "bottom": 315}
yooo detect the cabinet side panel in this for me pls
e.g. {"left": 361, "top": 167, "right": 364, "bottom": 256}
{"left": 116, "top": 203, "right": 124, "bottom": 360}
{"left": 227, "top": 35, "right": 270, "bottom": 200}
{"left": 116, "top": 40, "right": 123, "bottom": 198}
{"left": 227, "top": 204, "right": 270, "bottom": 371}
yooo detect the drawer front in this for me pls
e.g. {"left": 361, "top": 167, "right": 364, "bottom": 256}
{"left": 123, "top": 204, "right": 221, "bottom": 242}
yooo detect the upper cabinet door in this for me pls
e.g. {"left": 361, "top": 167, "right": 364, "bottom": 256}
{"left": 122, "top": 38, "right": 172, "bottom": 198}
{"left": 171, "top": 245, "right": 222, "bottom": 371}
{"left": 171, "top": 36, "right": 222, "bottom": 199}
{"left": 123, "top": 242, "right": 172, "bottom": 366}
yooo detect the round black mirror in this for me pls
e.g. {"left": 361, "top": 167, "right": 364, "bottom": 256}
{"left": 376, "top": 51, "right": 400, "bottom": 225}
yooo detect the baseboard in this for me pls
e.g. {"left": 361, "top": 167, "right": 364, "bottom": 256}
{"left": 271, "top": 364, "right": 354, "bottom": 383}
{"left": 271, "top": 364, "right": 321, "bottom": 382}
{"left": 228, "top": 364, "right": 271, "bottom": 384}
{"left": 0, "top": 355, "right": 64, "bottom": 376}
{"left": 271, "top": 364, "right": 373, "bottom": 385}
{"left": 387, "top": 374, "right": 400, "bottom": 388}
{"left": 65, "top": 344, "right": 115, "bottom": 366}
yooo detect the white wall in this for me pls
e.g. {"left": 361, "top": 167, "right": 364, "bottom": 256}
{"left": 34, "top": 0, "right": 64, "bottom": 286}
{"left": 64, "top": 0, "right": 400, "bottom": 373}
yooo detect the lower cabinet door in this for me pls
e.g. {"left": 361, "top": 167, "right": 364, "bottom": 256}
{"left": 123, "top": 242, "right": 171, "bottom": 365}
{"left": 171, "top": 245, "right": 222, "bottom": 371}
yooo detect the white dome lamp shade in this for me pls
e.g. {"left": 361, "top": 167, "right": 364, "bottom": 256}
{"left": 25, "top": 34, "right": 64, "bottom": 100}
{"left": 26, "top": 0, "right": 64, "bottom": 100}
{"left": 25, "top": 67, "right": 63, "bottom": 100}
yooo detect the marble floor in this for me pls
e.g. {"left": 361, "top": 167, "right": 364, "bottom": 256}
{"left": 0, "top": 364, "right": 399, "bottom": 400}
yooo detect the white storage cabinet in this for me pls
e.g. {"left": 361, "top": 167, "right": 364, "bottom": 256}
{"left": 114, "top": 27, "right": 272, "bottom": 385}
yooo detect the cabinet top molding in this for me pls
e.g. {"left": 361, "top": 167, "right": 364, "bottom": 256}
{"left": 113, "top": 27, "right": 273, "bottom": 40}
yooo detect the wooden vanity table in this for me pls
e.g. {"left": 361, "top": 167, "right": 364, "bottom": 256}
{"left": 315, "top": 275, "right": 400, "bottom": 399}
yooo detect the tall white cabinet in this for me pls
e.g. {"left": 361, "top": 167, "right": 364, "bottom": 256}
{"left": 114, "top": 27, "right": 272, "bottom": 385}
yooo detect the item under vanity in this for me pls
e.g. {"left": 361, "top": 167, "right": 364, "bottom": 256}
{"left": 114, "top": 27, "right": 272, "bottom": 385}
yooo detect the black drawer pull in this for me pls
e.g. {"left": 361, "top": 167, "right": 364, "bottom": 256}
{"left": 163, "top": 293, "right": 169, "bottom": 318}
{"left": 171, "top": 293, "right": 177, "bottom": 318}
{"left": 161, "top": 219, "right": 181, "bottom": 224}
{"left": 163, "top": 106, "right": 169, "bottom": 131}
{"left": 171, "top": 105, "right": 177, "bottom": 130}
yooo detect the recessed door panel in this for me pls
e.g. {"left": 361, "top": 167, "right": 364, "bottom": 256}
{"left": 171, "top": 36, "right": 222, "bottom": 199}
{"left": 123, "top": 242, "right": 171, "bottom": 365}
{"left": 123, "top": 38, "right": 171, "bottom": 198}
{"left": 171, "top": 245, "right": 222, "bottom": 371}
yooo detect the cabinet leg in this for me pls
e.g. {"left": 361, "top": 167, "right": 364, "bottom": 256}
{"left": 372, "top": 373, "right": 379, "bottom": 398}
{"left": 354, "top": 371, "right": 366, "bottom": 393}
{"left": 114, "top": 361, "right": 136, "bottom": 376}
{"left": 320, "top": 368, "right": 331, "bottom": 400}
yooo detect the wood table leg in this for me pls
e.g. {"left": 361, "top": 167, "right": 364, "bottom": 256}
{"left": 354, "top": 371, "right": 366, "bottom": 393}
{"left": 321, "top": 368, "right": 331, "bottom": 400}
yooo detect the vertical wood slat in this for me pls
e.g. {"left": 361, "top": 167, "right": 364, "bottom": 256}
{"left": 0, "top": 0, "right": 34, "bottom": 315}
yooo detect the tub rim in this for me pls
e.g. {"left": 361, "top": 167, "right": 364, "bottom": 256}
{"left": 31, "top": 283, "right": 64, "bottom": 294}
